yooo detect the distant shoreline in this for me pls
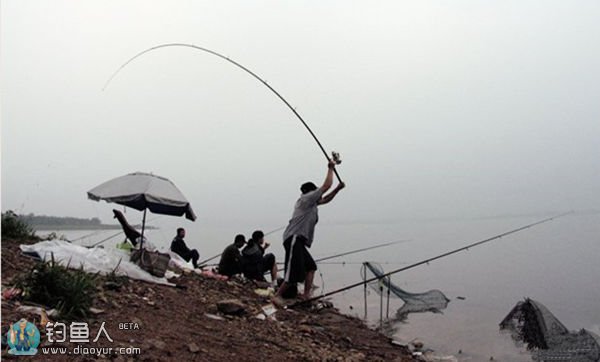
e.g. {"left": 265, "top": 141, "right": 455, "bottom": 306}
{"left": 33, "top": 224, "right": 158, "bottom": 231}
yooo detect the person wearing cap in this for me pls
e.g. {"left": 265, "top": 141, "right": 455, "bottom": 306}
{"left": 276, "top": 160, "right": 345, "bottom": 300}
{"left": 241, "top": 230, "right": 278, "bottom": 284}
{"left": 217, "top": 234, "right": 246, "bottom": 277}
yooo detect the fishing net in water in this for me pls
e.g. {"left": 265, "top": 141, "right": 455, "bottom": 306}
{"left": 361, "top": 262, "right": 450, "bottom": 320}
{"left": 500, "top": 298, "right": 600, "bottom": 361}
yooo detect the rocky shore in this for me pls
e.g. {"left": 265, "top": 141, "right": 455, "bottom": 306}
{"left": 1, "top": 237, "right": 414, "bottom": 361}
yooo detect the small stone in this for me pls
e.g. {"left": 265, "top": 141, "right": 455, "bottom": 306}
{"left": 217, "top": 299, "right": 246, "bottom": 315}
{"left": 148, "top": 339, "right": 166, "bottom": 350}
{"left": 205, "top": 313, "right": 225, "bottom": 321}
{"left": 131, "top": 317, "right": 143, "bottom": 327}
{"left": 104, "top": 281, "right": 122, "bottom": 291}
{"left": 188, "top": 342, "right": 200, "bottom": 353}
{"left": 411, "top": 339, "right": 424, "bottom": 351}
{"left": 299, "top": 325, "right": 312, "bottom": 334}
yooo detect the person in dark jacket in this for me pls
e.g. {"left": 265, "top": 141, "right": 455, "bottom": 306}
{"left": 218, "top": 234, "right": 246, "bottom": 277}
{"left": 170, "top": 228, "right": 200, "bottom": 268}
{"left": 241, "top": 230, "right": 278, "bottom": 284}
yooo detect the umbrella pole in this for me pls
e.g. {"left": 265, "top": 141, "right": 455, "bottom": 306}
{"left": 140, "top": 208, "right": 147, "bottom": 249}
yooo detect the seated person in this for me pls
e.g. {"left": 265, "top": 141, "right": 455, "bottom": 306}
{"left": 217, "top": 234, "right": 246, "bottom": 277}
{"left": 170, "top": 227, "right": 200, "bottom": 268}
{"left": 241, "top": 230, "right": 278, "bottom": 284}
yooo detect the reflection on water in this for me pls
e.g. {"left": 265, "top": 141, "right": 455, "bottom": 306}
{"left": 39, "top": 213, "right": 600, "bottom": 361}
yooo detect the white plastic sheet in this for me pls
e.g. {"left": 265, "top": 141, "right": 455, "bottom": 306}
{"left": 20, "top": 240, "right": 177, "bottom": 286}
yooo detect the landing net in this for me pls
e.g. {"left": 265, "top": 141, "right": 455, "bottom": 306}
{"left": 500, "top": 298, "right": 600, "bottom": 361}
{"left": 361, "top": 261, "right": 450, "bottom": 319}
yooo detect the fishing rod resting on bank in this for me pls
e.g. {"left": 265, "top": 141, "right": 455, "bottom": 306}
{"left": 313, "top": 239, "right": 410, "bottom": 264}
{"left": 203, "top": 238, "right": 409, "bottom": 269}
{"left": 270, "top": 239, "right": 410, "bottom": 270}
{"left": 289, "top": 211, "right": 572, "bottom": 308}
{"left": 88, "top": 214, "right": 163, "bottom": 248}
{"left": 197, "top": 225, "right": 287, "bottom": 267}
{"left": 103, "top": 43, "right": 343, "bottom": 182}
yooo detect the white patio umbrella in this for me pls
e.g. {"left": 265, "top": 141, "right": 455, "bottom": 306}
{"left": 87, "top": 172, "right": 196, "bottom": 248}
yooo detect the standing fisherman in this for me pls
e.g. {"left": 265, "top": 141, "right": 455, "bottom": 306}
{"left": 276, "top": 160, "right": 345, "bottom": 301}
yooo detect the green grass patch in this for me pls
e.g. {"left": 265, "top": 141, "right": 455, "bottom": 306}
{"left": 2, "top": 210, "right": 35, "bottom": 239}
{"left": 15, "top": 256, "right": 98, "bottom": 319}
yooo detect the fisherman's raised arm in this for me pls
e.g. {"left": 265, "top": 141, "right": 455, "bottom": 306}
{"left": 318, "top": 181, "right": 345, "bottom": 205}
{"left": 320, "top": 160, "right": 336, "bottom": 193}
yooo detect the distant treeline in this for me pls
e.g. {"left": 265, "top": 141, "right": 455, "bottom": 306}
{"left": 20, "top": 213, "right": 101, "bottom": 226}
{"left": 18, "top": 213, "right": 120, "bottom": 230}
{"left": 15, "top": 212, "right": 157, "bottom": 230}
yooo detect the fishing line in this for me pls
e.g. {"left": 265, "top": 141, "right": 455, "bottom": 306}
{"left": 89, "top": 230, "right": 124, "bottom": 248}
{"left": 314, "top": 239, "right": 410, "bottom": 263}
{"left": 103, "top": 43, "right": 342, "bottom": 182}
{"left": 198, "top": 225, "right": 287, "bottom": 266}
{"left": 70, "top": 229, "right": 112, "bottom": 242}
{"left": 290, "top": 211, "right": 572, "bottom": 308}
{"left": 267, "top": 239, "right": 409, "bottom": 275}
{"left": 89, "top": 215, "right": 162, "bottom": 248}
{"left": 317, "top": 261, "right": 409, "bottom": 266}
{"left": 202, "top": 237, "right": 408, "bottom": 272}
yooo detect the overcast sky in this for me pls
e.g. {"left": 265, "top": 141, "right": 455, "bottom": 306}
{"left": 2, "top": 1, "right": 599, "bottom": 230}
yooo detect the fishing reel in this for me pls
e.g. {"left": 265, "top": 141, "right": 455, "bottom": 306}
{"left": 331, "top": 151, "right": 342, "bottom": 165}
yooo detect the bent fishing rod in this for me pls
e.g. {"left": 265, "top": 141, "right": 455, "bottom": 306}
{"left": 290, "top": 211, "right": 572, "bottom": 308}
{"left": 103, "top": 43, "right": 342, "bottom": 182}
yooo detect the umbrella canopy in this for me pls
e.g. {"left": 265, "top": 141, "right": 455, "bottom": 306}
{"left": 87, "top": 172, "right": 196, "bottom": 221}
